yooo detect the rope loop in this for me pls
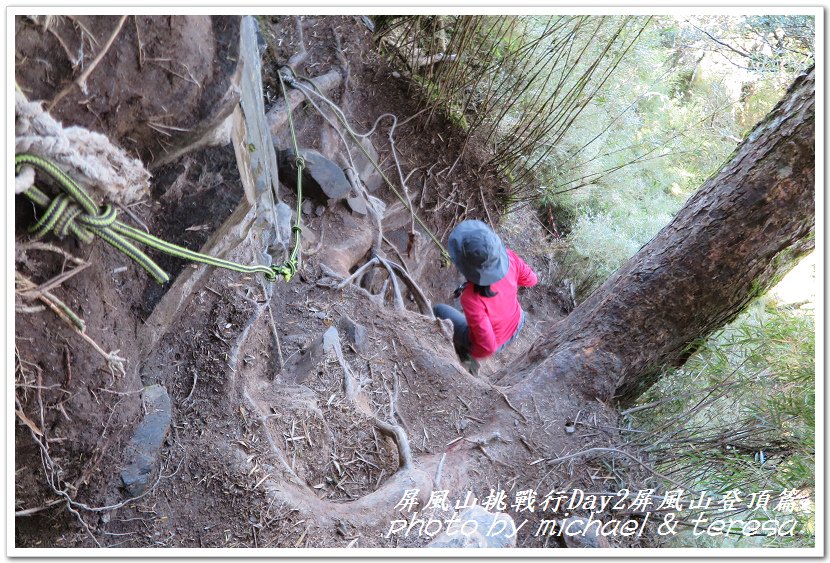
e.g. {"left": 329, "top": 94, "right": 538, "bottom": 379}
{"left": 16, "top": 153, "right": 296, "bottom": 286}
{"left": 270, "top": 260, "right": 298, "bottom": 282}
{"left": 28, "top": 192, "right": 118, "bottom": 244}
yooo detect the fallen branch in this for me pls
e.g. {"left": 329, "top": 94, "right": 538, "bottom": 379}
{"left": 496, "top": 389, "right": 529, "bottom": 423}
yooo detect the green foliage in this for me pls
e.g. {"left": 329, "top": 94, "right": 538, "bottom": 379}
{"left": 536, "top": 14, "right": 814, "bottom": 297}
{"left": 382, "top": 14, "right": 815, "bottom": 550}
{"left": 626, "top": 299, "right": 815, "bottom": 547}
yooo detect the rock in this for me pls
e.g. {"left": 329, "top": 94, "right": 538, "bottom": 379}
{"left": 338, "top": 315, "right": 368, "bottom": 354}
{"left": 382, "top": 201, "right": 413, "bottom": 232}
{"left": 280, "top": 326, "right": 341, "bottom": 384}
{"left": 278, "top": 148, "right": 351, "bottom": 202}
{"left": 352, "top": 137, "right": 383, "bottom": 193}
{"left": 315, "top": 205, "right": 326, "bottom": 217}
{"left": 300, "top": 224, "right": 319, "bottom": 251}
{"left": 343, "top": 168, "right": 368, "bottom": 216}
{"left": 276, "top": 201, "right": 294, "bottom": 246}
{"left": 318, "top": 207, "right": 375, "bottom": 277}
{"left": 346, "top": 195, "right": 368, "bottom": 215}
{"left": 302, "top": 199, "right": 314, "bottom": 215}
{"left": 428, "top": 506, "right": 517, "bottom": 548}
{"left": 368, "top": 195, "right": 386, "bottom": 218}
{"left": 561, "top": 517, "right": 612, "bottom": 548}
{"left": 120, "top": 385, "right": 172, "bottom": 497}
{"left": 321, "top": 326, "right": 340, "bottom": 353}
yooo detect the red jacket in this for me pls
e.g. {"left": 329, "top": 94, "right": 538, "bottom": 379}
{"left": 460, "top": 249, "right": 538, "bottom": 359}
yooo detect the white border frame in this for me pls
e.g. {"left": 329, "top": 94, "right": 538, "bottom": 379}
{"left": 6, "top": 3, "right": 824, "bottom": 559}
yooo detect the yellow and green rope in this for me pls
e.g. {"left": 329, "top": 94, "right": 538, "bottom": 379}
{"left": 15, "top": 67, "right": 308, "bottom": 286}
{"left": 16, "top": 153, "right": 300, "bottom": 284}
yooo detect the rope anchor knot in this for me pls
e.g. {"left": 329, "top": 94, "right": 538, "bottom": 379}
{"left": 31, "top": 194, "right": 118, "bottom": 243}
{"left": 16, "top": 153, "right": 297, "bottom": 285}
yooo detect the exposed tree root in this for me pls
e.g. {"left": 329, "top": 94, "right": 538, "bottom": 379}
{"left": 332, "top": 254, "right": 433, "bottom": 318}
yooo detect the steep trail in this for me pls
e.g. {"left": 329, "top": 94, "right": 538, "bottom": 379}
{"left": 14, "top": 15, "right": 628, "bottom": 549}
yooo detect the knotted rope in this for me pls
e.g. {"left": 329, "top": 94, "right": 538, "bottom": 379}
{"left": 17, "top": 154, "right": 299, "bottom": 284}
{"left": 15, "top": 90, "right": 150, "bottom": 206}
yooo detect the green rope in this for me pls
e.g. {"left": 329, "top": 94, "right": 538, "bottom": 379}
{"left": 281, "top": 69, "right": 452, "bottom": 267}
{"left": 277, "top": 69, "right": 305, "bottom": 276}
{"left": 16, "top": 154, "right": 298, "bottom": 284}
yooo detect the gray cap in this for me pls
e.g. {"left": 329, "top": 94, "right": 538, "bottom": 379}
{"left": 448, "top": 220, "right": 509, "bottom": 286}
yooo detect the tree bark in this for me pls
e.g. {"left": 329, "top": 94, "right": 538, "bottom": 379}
{"left": 502, "top": 66, "right": 815, "bottom": 407}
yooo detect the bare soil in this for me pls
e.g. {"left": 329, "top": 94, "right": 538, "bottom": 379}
{"left": 14, "top": 15, "right": 643, "bottom": 550}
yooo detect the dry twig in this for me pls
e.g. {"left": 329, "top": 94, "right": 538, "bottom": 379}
{"left": 48, "top": 15, "right": 128, "bottom": 110}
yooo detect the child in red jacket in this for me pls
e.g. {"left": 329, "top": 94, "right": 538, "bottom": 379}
{"left": 433, "top": 220, "right": 538, "bottom": 373}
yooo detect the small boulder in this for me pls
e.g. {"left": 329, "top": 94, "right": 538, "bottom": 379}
{"left": 351, "top": 137, "right": 383, "bottom": 192}
{"left": 346, "top": 195, "right": 368, "bottom": 216}
{"left": 278, "top": 148, "right": 351, "bottom": 202}
{"left": 428, "top": 506, "right": 517, "bottom": 548}
{"left": 120, "top": 385, "right": 172, "bottom": 497}
{"left": 561, "top": 517, "right": 612, "bottom": 548}
{"left": 338, "top": 315, "right": 368, "bottom": 354}
{"left": 280, "top": 326, "right": 341, "bottom": 384}
{"left": 302, "top": 199, "right": 314, "bottom": 215}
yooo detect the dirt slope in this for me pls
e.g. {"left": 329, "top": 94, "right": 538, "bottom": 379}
{"left": 14, "top": 15, "right": 631, "bottom": 549}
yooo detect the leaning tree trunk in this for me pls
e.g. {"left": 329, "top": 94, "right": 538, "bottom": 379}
{"left": 501, "top": 66, "right": 815, "bottom": 407}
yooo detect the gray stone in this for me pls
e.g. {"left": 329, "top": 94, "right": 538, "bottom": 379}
{"left": 318, "top": 207, "right": 375, "bottom": 277}
{"left": 275, "top": 201, "right": 293, "bottom": 247}
{"left": 278, "top": 148, "right": 352, "bottom": 202}
{"left": 428, "top": 506, "right": 517, "bottom": 548}
{"left": 561, "top": 517, "right": 612, "bottom": 548}
{"left": 352, "top": 137, "right": 383, "bottom": 193}
{"left": 368, "top": 195, "right": 386, "bottom": 218}
{"left": 321, "top": 326, "right": 340, "bottom": 353}
{"left": 315, "top": 205, "right": 326, "bottom": 217}
{"left": 280, "top": 327, "right": 341, "bottom": 384}
{"left": 120, "top": 385, "right": 172, "bottom": 497}
{"left": 338, "top": 315, "right": 368, "bottom": 354}
{"left": 343, "top": 168, "right": 368, "bottom": 216}
{"left": 346, "top": 195, "right": 368, "bottom": 216}
{"left": 302, "top": 199, "right": 314, "bottom": 216}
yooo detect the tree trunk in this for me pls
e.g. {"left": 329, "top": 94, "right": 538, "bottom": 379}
{"left": 502, "top": 66, "right": 815, "bottom": 407}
